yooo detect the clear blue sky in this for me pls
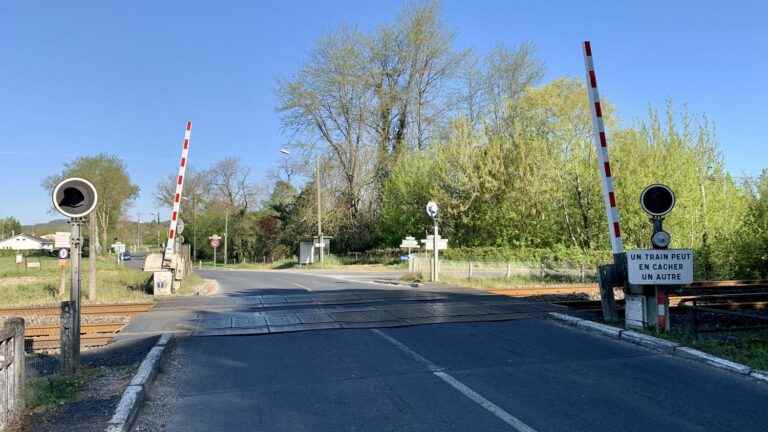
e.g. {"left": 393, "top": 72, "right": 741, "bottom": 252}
{"left": 2, "top": 1, "right": 766, "bottom": 224}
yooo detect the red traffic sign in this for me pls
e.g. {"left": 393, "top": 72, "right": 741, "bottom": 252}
{"left": 210, "top": 238, "right": 220, "bottom": 249}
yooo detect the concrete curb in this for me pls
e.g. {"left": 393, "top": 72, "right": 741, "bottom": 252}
{"left": 675, "top": 346, "right": 752, "bottom": 375}
{"left": 372, "top": 279, "right": 423, "bottom": 288}
{"left": 106, "top": 334, "right": 173, "bottom": 432}
{"left": 621, "top": 330, "right": 680, "bottom": 352}
{"left": 547, "top": 312, "right": 768, "bottom": 383}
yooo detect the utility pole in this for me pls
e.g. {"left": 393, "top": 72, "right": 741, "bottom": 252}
{"left": 316, "top": 155, "right": 323, "bottom": 265}
{"left": 192, "top": 195, "right": 197, "bottom": 261}
{"left": 224, "top": 210, "right": 228, "bottom": 265}
{"left": 136, "top": 212, "right": 141, "bottom": 252}
{"left": 88, "top": 211, "right": 97, "bottom": 301}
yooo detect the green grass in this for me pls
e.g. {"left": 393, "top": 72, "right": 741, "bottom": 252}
{"left": 0, "top": 255, "right": 152, "bottom": 307}
{"left": 25, "top": 367, "right": 102, "bottom": 410}
{"left": 438, "top": 274, "right": 592, "bottom": 290}
{"left": 647, "top": 329, "right": 768, "bottom": 372}
{"left": 175, "top": 271, "right": 207, "bottom": 295}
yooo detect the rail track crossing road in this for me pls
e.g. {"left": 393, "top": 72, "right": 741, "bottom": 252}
{"left": 129, "top": 269, "right": 768, "bottom": 432}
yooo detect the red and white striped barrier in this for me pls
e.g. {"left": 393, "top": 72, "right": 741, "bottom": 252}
{"left": 164, "top": 121, "right": 192, "bottom": 256}
{"left": 583, "top": 41, "right": 624, "bottom": 256}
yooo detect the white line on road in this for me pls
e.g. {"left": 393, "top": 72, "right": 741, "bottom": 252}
{"left": 371, "top": 329, "right": 538, "bottom": 432}
{"left": 292, "top": 282, "right": 313, "bottom": 291}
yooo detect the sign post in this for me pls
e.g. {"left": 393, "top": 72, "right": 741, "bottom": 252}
{"left": 58, "top": 248, "right": 69, "bottom": 296}
{"left": 625, "top": 184, "right": 690, "bottom": 330}
{"left": 52, "top": 177, "right": 98, "bottom": 374}
{"left": 425, "top": 202, "right": 439, "bottom": 282}
{"left": 400, "top": 236, "right": 419, "bottom": 272}
{"left": 209, "top": 235, "right": 221, "bottom": 266}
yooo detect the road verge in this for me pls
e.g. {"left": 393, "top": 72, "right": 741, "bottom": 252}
{"left": 548, "top": 312, "right": 768, "bottom": 384}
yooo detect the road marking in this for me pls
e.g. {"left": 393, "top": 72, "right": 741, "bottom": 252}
{"left": 371, "top": 329, "right": 538, "bottom": 432}
{"left": 292, "top": 281, "right": 313, "bottom": 291}
{"left": 372, "top": 329, "right": 441, "bottom": 372}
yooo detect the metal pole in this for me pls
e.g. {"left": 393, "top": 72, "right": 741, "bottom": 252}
{"left": 433, "top": 220, "right": 438, "bottom": 282}
{"left": 317, "top": 155, "right": 323, "bottom": 265}
{"left": 65, "top": 219, "right": 82, "bottom": 373}
{"left": 192, "top": 196, "right": 197, "bottom": 261}
{"left": 88, "top": 211, "right": 97, "bottom": 301}
{"left": 224, "top": 210, "right": 228, "bottom": 265}
{"left": 136, "top": 212, "right": 140, "bottom": 251}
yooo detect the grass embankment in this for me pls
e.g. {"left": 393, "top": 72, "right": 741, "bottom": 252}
{"left": 646, "top": 329, "right": 768, "bottom": 372}
{"left": 0, "top": 255, "right": 151, "bottom": 307}
{"left": 175, "top": 271, "right": 208, "bottom": 295}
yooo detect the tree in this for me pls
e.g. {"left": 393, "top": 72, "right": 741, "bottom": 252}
{"left": 0, "top": 217, "right": 22, "bottom": 238}
{"left": 43, "top": 154, "right": 139, "bottom": 253}
{"left": 278, "top": 1, "right": 463, "bottom": 230}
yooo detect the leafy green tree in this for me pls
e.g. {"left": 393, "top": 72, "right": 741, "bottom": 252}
{"left": 44, "top": 154, "right": 139, "bottom": 252}
{"left": 0, "top": 217, "right": 22, "bottom": 238}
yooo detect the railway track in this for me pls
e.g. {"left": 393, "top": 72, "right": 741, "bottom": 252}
{"left": 24, "top": 323, "right": 126, "bottom": 351}
{"left": 0, "top": 302, "right": 154, "bottom": 318}
{"left": 0, "top": 302, "right": 153, "bottom": 351}
{"left": 551, "top": 280, "right": 768, "bottom": 312}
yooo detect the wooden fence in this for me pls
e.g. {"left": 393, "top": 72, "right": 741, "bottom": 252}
{"left": 0, "top": 318, "right": 25, "bottom": 431}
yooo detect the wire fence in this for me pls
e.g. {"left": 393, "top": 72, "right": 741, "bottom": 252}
{"left": 409, "top": 255, "right": 598, "bottom": 283}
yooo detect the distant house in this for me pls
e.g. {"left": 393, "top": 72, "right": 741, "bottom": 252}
{"left": 0, "top": 233, "right": 54, "bottom": 252}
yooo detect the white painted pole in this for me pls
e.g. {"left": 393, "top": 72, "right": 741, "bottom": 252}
{"left": 433, "top": 222, "right": 439, "bottom": 282}
{"left": 582, "top": 42, "right": 623, "bottom": 256}
{"left": 165, "top": 121, "right": 192, "bottom": 257}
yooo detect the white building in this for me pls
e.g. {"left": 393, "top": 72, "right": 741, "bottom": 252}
{"left": 0, "top": 233, "right": 54, "bottom": 252}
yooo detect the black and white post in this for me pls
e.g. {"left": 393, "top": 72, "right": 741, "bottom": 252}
{"left": 426, "top": 201, "right": 439, "bottom": 282}
{"left": 52, "top": 177, "right": 98, "bottom": 374}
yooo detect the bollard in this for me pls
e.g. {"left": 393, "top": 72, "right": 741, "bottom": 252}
{"left": 506, "top": 262, "right": 512, "bottom": 279}
{"left": 467, "top": 261, "right": 473, "bottom": 280}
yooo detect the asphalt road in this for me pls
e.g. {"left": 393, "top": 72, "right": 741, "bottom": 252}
{"left": 132, "top": 270, "right": 768, "bottom": 432}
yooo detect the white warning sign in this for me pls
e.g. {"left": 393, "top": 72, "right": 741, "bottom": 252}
{"left": 627, "top": 249, "right": 694, "bottom": 285}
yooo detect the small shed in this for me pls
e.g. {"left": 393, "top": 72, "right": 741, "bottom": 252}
{"left": 298, "top": 236, "right": 332, "bottom": 265}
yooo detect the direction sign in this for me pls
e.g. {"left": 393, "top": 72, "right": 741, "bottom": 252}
{"left": 400, "top": 236, "right": 419, "bottom": 249}
{"left": 627, "top": 249, "right": 693, "bottom": 285}
{"left": 421, "top": 235, "right": 448, "bottom": 251}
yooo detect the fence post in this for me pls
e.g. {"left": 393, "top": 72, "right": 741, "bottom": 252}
{"left": 60, "top": 301, "right": 76, "bottom": 374}
{"left": 1, "top": 317, "right": 26, "bottom": 428}
{"left": 12, "top": 318, "right": 25, "bottom": 415}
